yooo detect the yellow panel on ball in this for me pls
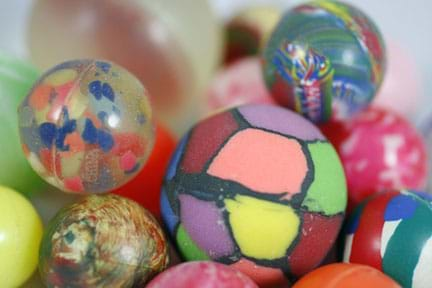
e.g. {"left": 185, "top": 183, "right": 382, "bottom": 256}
{"left": 225, "top": 195, "right": 300, "bottom": 260}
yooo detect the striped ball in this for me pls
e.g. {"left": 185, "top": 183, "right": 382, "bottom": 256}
{"left": 343, "top": 190, "right": 432, "bottom": 288}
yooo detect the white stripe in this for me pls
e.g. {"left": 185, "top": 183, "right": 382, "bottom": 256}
{"left": 381, "top": 220, "right": 401, "bottom": 258}
{"left": 343, "top": 234, "right": 354, "bottom": 262}
{"left": 412, "top": 237, "right": 432, "bottom": 288}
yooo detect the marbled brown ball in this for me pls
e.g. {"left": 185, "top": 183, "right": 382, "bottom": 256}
{"left": 39, "top": 194, "right": 169, "bottom": 287}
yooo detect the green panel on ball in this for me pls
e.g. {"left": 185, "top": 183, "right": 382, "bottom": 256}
{"left": 302, "top": 142, "right": 347, "bottom": 215}
{"left": 176, "top": 224, "right": 210, "bottom": 261}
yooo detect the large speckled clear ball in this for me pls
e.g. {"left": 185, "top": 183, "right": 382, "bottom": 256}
{"left": 18, "top": 59, "right": 154, "bottom": 194}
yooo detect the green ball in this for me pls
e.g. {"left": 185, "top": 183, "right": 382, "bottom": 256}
{"left": 0, "top": 51, "right": 45, "bottom": 196}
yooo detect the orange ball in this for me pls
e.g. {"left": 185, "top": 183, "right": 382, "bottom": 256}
{"left": 293, "top": 263, "right": 401, "bottom": 288}
{"left": 113, "top": 124, "right": 177, "bottom": 218}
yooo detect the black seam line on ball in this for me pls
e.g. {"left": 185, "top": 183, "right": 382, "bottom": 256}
{"left": 162, "top": 107, "right": 342, "bottom": 276}
{"left": 200, "top": 110, "right": 251, "bottom": 174}
{"left": 166, "top": 136, "right": 324, "bottom": 209}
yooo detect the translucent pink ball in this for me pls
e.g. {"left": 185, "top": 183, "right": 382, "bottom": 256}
{"left": 205, "top": 57, "right": 275, "bottom": 114}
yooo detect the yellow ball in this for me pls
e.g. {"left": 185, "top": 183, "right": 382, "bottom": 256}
{"left": 0, "top": 186, "right": 43, "bottom": 287}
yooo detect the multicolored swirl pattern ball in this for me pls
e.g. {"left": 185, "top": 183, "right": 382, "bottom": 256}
{"left": 39, "top": 194, "right": 169, "bottom": 287}
{"left": 162, "top": 104, "right": 347, "bottom": 287}
{"left": 18, "top": 60, "right": 154, "bottom": 194}
{"left": 343, "top": 190, "right": 432, "bottom": 288}
{"left": 263, "top": 0, "right": 386, "bottom": 122}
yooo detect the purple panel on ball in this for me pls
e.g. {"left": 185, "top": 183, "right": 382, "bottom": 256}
{"left": 179, "top": 194, "right": 234, "bottom": 258}
{"left": 238, "top": 104, "right": 326, "bottom": 141}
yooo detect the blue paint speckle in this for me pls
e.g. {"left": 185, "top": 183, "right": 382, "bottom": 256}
{"left": 97, "top": 130, "right": 114, "bottom": 152}
{"left": 39, "top": 123, "right": 57, "bottom": 148}
{"left": 82, "top": 118, "right": 114, "bottom": 152}
{"left": 89, "top": 80, "right": 102, "bottom": 100}
{"left": 38, "top": 109, "right": 77, "bottom": 151}
{"left": 96, "top": 61, "right": 111, "bottom": 73}
{"left": 102, "top": 83, "right": 115, "bottom": 102}
{"left": 97, "top": 111, "right": 108, "bottom": 123}
{"left": 82, "top": 119, "right": 98, "bottom": 144}
{"left": 89, "top": 81, "right": 115, "bottom": 102}
{"left": 137, "top": 114, "right": 146, "bottom": 125}
{"left": 54, "top": 108, "right": 77, "bottom": 151}
{"left": 346, "top": 210, "right": 361, "bottom": 234}
{"left": 384, "top": 195, "right": 418, "bottom": 221}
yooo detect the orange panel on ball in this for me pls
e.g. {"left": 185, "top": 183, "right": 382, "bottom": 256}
{"left": 208, "top": 128, "right": 308, "bottom": 198}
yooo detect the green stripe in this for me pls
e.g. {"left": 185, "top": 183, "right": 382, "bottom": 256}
{"left": 383, "top": 202, "right": 432, "bottom": 287}
{"left": 176, "top": 224, "right": 210, "bottom": 261}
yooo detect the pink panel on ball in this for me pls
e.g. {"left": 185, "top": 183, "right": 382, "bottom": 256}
{"left": 181, "top": 111, "right": 239, "bottom": 174}
{"left": 206, "top": 57, "right": 275, "bottom": 112}
{"left": 207, "top": 128, "right": 308, "bottom": 198}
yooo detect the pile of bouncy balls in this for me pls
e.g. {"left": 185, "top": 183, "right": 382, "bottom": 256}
{"left": 1, "top": 0, "right": 432, "bottom": 287}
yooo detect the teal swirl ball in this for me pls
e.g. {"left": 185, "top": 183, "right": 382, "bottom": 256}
{"left": 263, "top": 0, "right": 386, "bottom": 122}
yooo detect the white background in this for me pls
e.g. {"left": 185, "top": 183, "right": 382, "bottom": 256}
{"left": 0, "top": 0, "right": 431, "bottom": 116}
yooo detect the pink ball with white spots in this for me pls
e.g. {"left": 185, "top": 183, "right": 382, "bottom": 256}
{"left": 320, "top": 107, "right": 428, "bottom": 210}
{"left": 146, "top": 261, "right": 258, "bottom": 288}
{"left": 205, "top": 57, "right": 275, "bottom": 114}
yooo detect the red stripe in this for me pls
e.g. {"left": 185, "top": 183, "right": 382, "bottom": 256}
{"left": 349, "top": 191, "right": 398, "bottom": 270}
